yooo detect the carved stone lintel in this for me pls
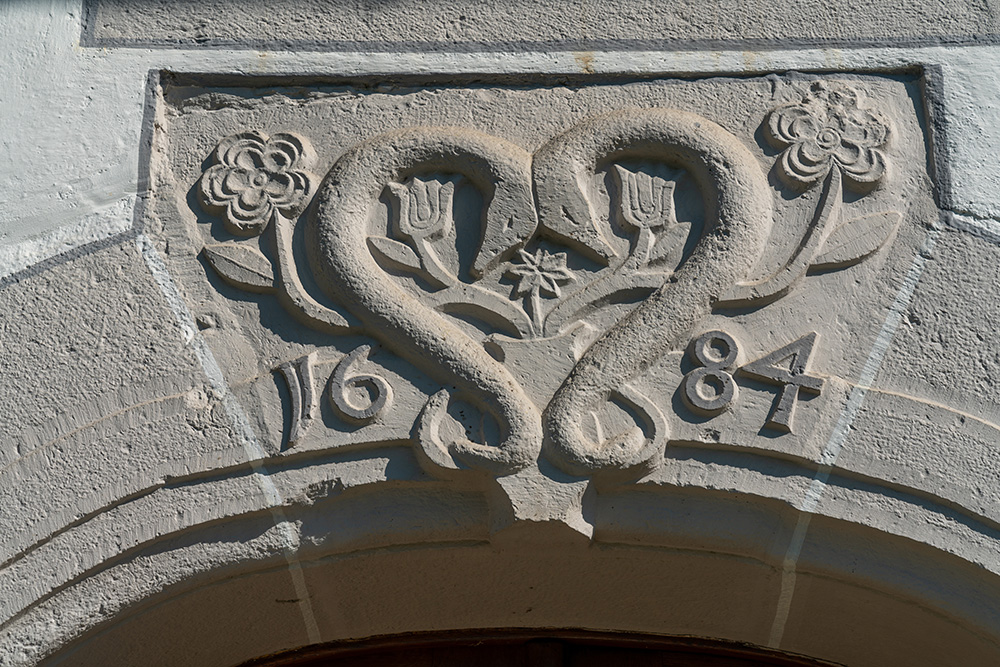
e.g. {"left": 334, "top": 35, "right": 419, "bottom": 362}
{"left": 194, "top": 81, "right": 897, "bottom": 484}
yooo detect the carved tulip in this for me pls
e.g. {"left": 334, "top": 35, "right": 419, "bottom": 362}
{"left": 199, "top": 131, "right": 313, "bottom": 235}
{"left": 613, "top": 165, "right": 679, "bottom": 231}
{"left": 387, "top": 177, "right": 456, "bottom": 240}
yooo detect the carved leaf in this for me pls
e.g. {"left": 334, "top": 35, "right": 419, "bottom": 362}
{"left": 812, "top": 211, "right": 901, "bottom": 271}
{"left": 203, "top": 243, "right": 275, "bottom": 293}
{"left": 367, "top": 236, "right": 423, "bottom": 272}
{"left": 648, "top": 222, "right": 692, "bottom": 271}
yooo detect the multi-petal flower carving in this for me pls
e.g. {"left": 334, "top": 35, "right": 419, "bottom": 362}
{"left": 767, "top": 82, "right": 890, "bottom": 190}
{"left": 199, "top": 131, "right": 314, "bottom": 235}
{"left": 507, "top": 249, "right": 576, "bottom": 299}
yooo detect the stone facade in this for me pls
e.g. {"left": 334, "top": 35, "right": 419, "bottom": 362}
{"left": 3, "top": 3, "right": 1000, "bottom": 666}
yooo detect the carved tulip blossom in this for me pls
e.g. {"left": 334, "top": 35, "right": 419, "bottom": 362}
{"left": 613, "top": 165, "right": 679, "bottom": 231}
{"left": 199, "top": 131, "right": 313, "bottom": 235}
{"left": 767, "top": 82, "right": 890, "bottom": 190}
{"left": 388, "top": 177, "right": 456, "bottom": 241}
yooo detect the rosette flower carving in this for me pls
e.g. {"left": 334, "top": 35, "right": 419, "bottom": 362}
{"left": 767, "top": 82, "right": 890, "bottom": 190}
{"left": 199, "top": 131, "right": 314, "bottom": 235}
{"left": 506, "top": 249, "right": 576, "bottom": 331}
{"left": 720, "top": 82, "right": 900, "bottom": 307}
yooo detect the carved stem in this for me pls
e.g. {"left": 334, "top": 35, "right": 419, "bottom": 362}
{"left": 541, "top": 230, "right": 657, "bottom": 337}
{"left": 539, "top": 109, "right": 774, "bottom": 476}
{"left": 271, "top": 211, "right": 356, "bottom": 333}
{"left": 412, "top": 236, "right": 456, "bottom": 288}
{"left": 530, "top": 285, "right": 544, "bottom": 333}
{"left": 716, "top": 166, "right": 842, "bottom": 307}
{"left": 626, "top": 226, "right": 656, "bottom": 272}
{"left": 424, "top": 283, "right": 536, "bottom": 339}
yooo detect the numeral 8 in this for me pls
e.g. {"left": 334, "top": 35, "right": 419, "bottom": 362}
{"left": 682, "top": 330, "right": 740, "bottom": 417}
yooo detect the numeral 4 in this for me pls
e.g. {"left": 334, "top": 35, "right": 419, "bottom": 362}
{"left": 739, "top": 333, "right": 824, "bottom": 433}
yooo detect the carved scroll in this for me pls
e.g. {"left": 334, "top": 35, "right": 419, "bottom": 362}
{"left": 536, "top": 109, "right": 773, "bottom": 476}
{"left": 307, "top": 128, "right": 542, "bottom": 476}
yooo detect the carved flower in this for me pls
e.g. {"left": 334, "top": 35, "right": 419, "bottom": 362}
{"left": 767, "top": 82, "right": 890, "bottom": 189}
{"left": 199, "top": 131, "right": 313, "bottom": 235}
{"left": 506, "top": 249, "right": 576, "bottom": 298}
{"left": 387, "top": 176, "right": 456, "bottom": 240}
{"left": 613, "top": 164, "right": 679, "bottom": 231}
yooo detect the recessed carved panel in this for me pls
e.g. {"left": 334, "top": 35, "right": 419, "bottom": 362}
{"left": 153, "top": 72, "right": 934, "bottom": 505}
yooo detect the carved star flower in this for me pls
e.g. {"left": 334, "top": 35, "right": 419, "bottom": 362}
{"left": 199, "top": 131, "right": 313, "bottom": 236}
{"left": 506, "top": 249, "right": 576, "bottom": 298}
{"left": 767, "top": 82, "right": 890, "bottom": 190}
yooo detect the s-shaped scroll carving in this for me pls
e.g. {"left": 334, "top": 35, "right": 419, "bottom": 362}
{"left": 538, "top": 109, "right": 774, "bottom": 476}
{"left": 307, "top": 127, "right": 542, "bottom": 475}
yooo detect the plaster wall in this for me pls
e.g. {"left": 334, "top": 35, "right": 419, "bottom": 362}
{"left": 3, "top": 2, "right": 1000, "bottom": 666}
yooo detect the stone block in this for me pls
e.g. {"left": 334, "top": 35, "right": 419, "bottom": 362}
{"left": 83, "top": 0, "right": 1000, "bottom": 50}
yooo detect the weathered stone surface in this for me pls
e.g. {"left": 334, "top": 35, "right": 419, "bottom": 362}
{"left": 0, "top": 241, "right": 251, "bottom": 564}
{"left": 6, "top": 9, "right": 1000, "bottom": 660}
{"left": 84, "top": 0, "right": 1000, "bottom": 49}
{"left": 154, "top": 72, "right": 938, "bottom": 487}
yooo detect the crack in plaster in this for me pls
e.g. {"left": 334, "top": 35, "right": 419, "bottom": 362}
{"left": 136, "top": 233, "right": 323, "bottom": 645}
{"left": 767, "top": 220, "right": 941, "bottom": 648}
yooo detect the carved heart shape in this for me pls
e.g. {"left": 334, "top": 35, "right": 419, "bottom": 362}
{"left": 307, "top": 128, "right": 542, "bottom": 476}
{"left": 305, "top": 112, "right": 772, "bottom": 479}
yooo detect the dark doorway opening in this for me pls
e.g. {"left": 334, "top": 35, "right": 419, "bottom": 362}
{"left": 239, "top": 629, "right": 841, "bottom": 666}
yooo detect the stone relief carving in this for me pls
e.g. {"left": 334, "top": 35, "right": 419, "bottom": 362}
{"left": 739, "top": 332, "right": 824, "bottom": 433}
{"left": 275, "top": 351, "right": 319, "bottom": 445}
{"left": 327, "top": 344, "right": 394, "bottom": 425}
{"left": 198, "top": 131, "right": 314, "bottom": 236}
{"left": 195, "top": 82, "right": 899, "bottom": 483}
{"left": 720, "top": 82, "right": 900, "bottom": 306}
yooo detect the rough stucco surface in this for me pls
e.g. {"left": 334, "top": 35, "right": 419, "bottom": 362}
{"left": 85, "top": 0, "right": 1000, "bottom": 49}
{"left": 5, "top": 2, "right": 1000, "bottom": 667}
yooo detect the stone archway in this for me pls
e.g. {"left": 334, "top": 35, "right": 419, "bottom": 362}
{"left": 18, "top": 487, "right": 1000, "bottom": 667}
{"left": 5, "top": 34, "right": 1000, "bottom": 667}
